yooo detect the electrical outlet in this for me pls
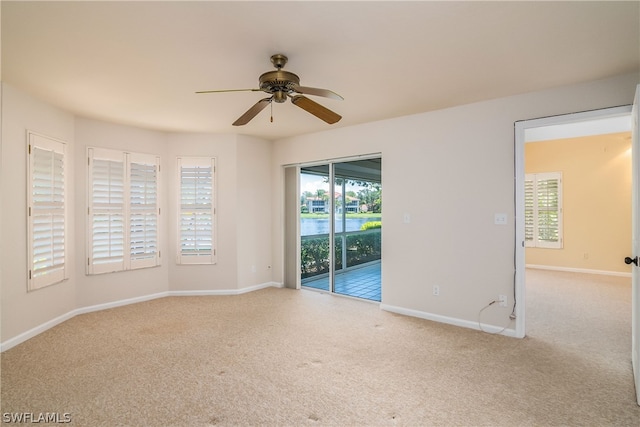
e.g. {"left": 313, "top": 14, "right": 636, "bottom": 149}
{"left": 433, "top": 285, "right": 440, "bottom": 296}
{"left": 499, "top": 294, "right": 507, "bottom": 307}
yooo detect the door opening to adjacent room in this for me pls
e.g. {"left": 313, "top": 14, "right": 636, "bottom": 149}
{"left": 516, "top": 107, "right": 632, "bottom": 337}
{"left": 515, "top": 103, "right": 639, "bottom": 406}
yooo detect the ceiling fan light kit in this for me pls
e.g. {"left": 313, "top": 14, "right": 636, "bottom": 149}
{"left": 197, "top": 54, "right": 343, "bottom": 126}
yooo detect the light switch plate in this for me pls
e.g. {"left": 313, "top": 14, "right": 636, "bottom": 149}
{"left": 494, "top": 213, "right": 507, "bottom": 225}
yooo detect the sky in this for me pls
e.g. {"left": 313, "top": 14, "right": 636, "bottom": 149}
{"left": 300, "top": 173, "right": 365, "bottom": 196}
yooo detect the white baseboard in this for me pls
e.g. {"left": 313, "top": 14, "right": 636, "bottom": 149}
{"left": 0, "top": 311, "right": 77, "bottom": 353}
{"left": 379, "top": 303, "right": 518, "bottom": 338}
{"left": 1, "top": 282, "right": 282, "bottom": 353}
{"left": 168, "top": 281, "right": 283, "bottom": 296}
{"left": 75, "top": 292, "right": 169, "bottom": 315}
{"left": 526, "top": 264, "right": 631, "bottom": 278}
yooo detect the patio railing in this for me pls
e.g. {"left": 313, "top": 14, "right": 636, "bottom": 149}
{"left": 300, "top": 228, "right": 381, "bottom": 279}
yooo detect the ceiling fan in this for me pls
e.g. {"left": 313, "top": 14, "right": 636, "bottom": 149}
{"left": 196, "top": 54, "right": 343, "bottom": 126}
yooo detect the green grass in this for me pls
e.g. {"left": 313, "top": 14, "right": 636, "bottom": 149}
{"left": 300, "top": 212, "right": 381, "bottom": 219}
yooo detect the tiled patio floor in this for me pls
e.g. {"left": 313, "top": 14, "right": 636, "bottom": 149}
{"left": 301, "top": 262, "right": 381, "bottom": 302}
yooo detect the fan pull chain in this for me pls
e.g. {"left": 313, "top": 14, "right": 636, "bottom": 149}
{"left": 270, "top": 101, "right": 273, "bottom": 123}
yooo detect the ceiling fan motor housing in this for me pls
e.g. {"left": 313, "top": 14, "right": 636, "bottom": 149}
{"left": 259, "top": 70, "right": 300, "bottom": 103}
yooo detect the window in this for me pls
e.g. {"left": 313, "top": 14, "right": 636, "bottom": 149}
{"left": 525, "top": 172, "right": 563, "bottom": 248}
{"left": 87, "top": 148, "right": 160, "bottom": 274}
{"left": 177, "top": 157, "right": 216, "bottom": 264}
{"left": 129, "top": 153, "right": 160, "bottom": 268}
{"left": 27, "top": 132, "right": 67, "bottom": 290}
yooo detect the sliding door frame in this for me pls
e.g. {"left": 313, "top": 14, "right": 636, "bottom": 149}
{"left": 283, "top": 165, "right": 300, "bottom": 289}
{"left": 284, "top": 152, "right": 382, "bottom": 295}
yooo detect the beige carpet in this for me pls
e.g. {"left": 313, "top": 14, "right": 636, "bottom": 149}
{"left": 1, "top": 270, "right": 639, "bottom": 426}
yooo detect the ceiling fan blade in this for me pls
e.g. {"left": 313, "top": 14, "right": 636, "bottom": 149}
{"left": 292, "top": 84, "right": 343, "bottom": 100}
{"left": 196, "top": 88, "right": 261, "bottom": 94}
{"left": 290, "top": 95, "right": 341, "bottom": 124}
{"left": 232, "top": 97, "right": 272, "bottom": 126}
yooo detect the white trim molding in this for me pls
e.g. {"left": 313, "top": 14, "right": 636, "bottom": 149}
{"left": 75, "top": 292, "right": 169, "bottom": 316}
{"left": 168, "top": 282, "right": 283, "bottom": 297}
{"left": 526, "top": 264, "right": 631, "bottom": 278}
{"left": 380, "top": 303, "right": 518, "bottom": 338}
{"left": 0, "top": 311, "right": 77, "bottom": 354}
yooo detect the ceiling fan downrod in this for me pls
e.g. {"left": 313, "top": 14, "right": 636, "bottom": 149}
{"left": 270, "top": 54, "right": 288, "bottom": 70}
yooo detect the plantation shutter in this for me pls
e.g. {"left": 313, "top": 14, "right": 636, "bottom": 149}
{"left": 129, "top": 153, "right": 160, "bottom": 269}
{"left": 536, "top": 176, "right": 561, "bottom": 246}
{"left": 524, "top": 176, "right": 535, "bottom": 247}
{"left": 177, "top": 157, "right": 216, "bottom": 264}
{"left": 28, "top": 132, "right": 67, "bottom": 290}
{"left": 88, "top": 148, "right": 125, "bottom": 274}
{"left": 88, "top": 149, "right": 161, "bottom": 274}
{"left": 524, "top": 172, "right": 562, "bottom": 249}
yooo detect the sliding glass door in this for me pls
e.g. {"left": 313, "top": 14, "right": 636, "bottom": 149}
{"left": 299, "top": 164, "right": 331, "bottom": 291}
{"left": 299, "top": 157, "right": 381, "bottom": 301}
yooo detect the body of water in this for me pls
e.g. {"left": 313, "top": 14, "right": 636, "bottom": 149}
{"left": 301, "top": 217, "right": 381, "bottom": 236}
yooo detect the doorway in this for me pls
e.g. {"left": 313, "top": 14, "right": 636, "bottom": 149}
{"left": 514, "top": 106, "right": 632, "bottom": 338}
{"left": 295, "top": 157, "right": 382, "bottom": 301}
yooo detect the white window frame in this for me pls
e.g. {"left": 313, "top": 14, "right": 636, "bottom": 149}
{"left": 87, "top": 147, "right": 161, "bottom": 274}
{"left": 27, "top": 131, "right": 68, "bottom": 291}
{"left": 177, "top": 157, "right": 217, "bottom": 265}
{"left": 524, "top": 171, "right": 563, "bottom": 249}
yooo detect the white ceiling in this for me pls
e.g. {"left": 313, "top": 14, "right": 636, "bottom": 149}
{"left": 2, "top": 1, "right": 639, "bottom": 141}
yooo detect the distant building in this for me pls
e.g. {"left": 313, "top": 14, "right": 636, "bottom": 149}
{"left": 306, "top": 194, "right": 360, "bottom": 214}
{"left": 344, "top": 197, "right": 360, "bottom": 213}
{"left": 306, "top": 198, "right": 328, "bottom": 213}
{"left": 336, "top": 192, "right": 360, "bottom": 214}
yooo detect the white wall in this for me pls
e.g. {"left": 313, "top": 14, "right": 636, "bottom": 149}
{"left": 271, "top": 73, "right": 640, "bottom": 331}
{"left": 236, "top": 135, "right": 273, "bottom": 289}
{"left": 1, "top": 83, "right": 77, "bottom": 340}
